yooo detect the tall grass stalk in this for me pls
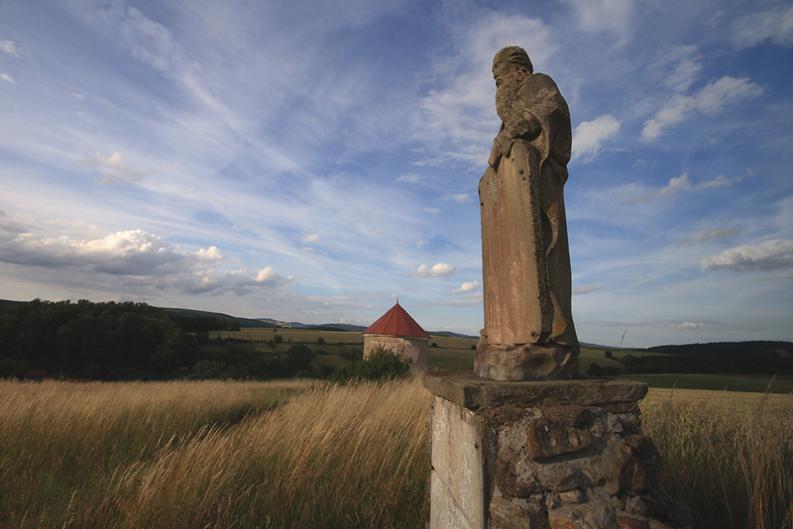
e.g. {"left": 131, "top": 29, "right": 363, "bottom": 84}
{"left": 643, "top": 388, "right": 793, "bottom": 529}
{"left": 0, "top": 380, "right": 790, "bottom": 529}
{"left": 0, "top": 379, "right": 309, "bottom": 528}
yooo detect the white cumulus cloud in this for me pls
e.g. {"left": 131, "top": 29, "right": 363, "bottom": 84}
{"left": 572, "top": 114, "right": 620, "bottom": 161}
{"left": 0, "top": 40, "right": 17, "bottom": 55}
{"left": 660, "top": 173, "right": 692, "bottom": 195}
{"left": 676, "top": 321, "right": 706, "bottom": 330}
{"left": 702, "top": 239, "right": 793, "bottom": 272}
{"left": 454, "top": 280, "right": 480, "bottom": 293}
{"left": 417, "top": 262, "right": 457, "bottom": 277}
{"left": 0, "top": 223, "right": 290, "bottom": 294}
{"left": 196, "top": 246, "right": 223, "bottom": 260}
{"left": 642, "top": 76, "right": 763, "bottom": 141}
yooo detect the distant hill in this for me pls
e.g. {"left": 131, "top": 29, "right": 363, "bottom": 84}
{"left": 254, "top": 318, "right": 366, "bottom": 332}
{"left": 163, "top": 307, "right": 275, "bottom": 329}
{"left": 430, "top": 331, "right": 478, "bottom": 339}
{"left": 648, "top": 341, "right": 793, "bottom": 357}
{"left": 623, "top": 341, "right": 793, "bottom": 375}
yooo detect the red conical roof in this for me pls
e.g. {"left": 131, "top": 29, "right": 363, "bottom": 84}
{"left": 364, "top": 302, "right": 431, "bottom": 339}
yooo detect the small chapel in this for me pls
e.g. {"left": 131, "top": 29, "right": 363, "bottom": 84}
{"left": 362, "top": 301, "right": 430, "bottom": 369}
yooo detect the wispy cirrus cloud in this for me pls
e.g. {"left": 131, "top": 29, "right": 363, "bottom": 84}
{"left": 87, "top": 151, "right": 150, "bottom": 184}
{"left": 598, "top": 172, "right": 741, "bottom": 206}
{"left": 663, "top": 46, "right": 703, "bottom": 93}
{"left": 642, "top": 76, "right": 763, "bottom": 141}
{"left": 1, "top": 0, "right": 791, "bottom": 345}
{"left": 396, "top": 173, "right": 423, "bottom": 184}
{"left": 573, "top": 284, "right": 601, "bottom": 296}
{"left": 442, "top": 192, "right": 472, "bottom": 203}
{"left": 413, "top": 11, "right": 556, "bottom": 166}
{"left": 681, "top": 226, "right": 743, "bottom": 245}
{"left": 731, "top": 4, "right": 793, "bottom": 49}
{"left": 558, "top": 0, "right": 634, "bottom": 44}
{"left": 702, "top": 239, "right": 793, "bottom": 272}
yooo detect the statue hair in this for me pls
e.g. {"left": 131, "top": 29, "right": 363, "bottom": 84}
{"left": 494, "top": 46, "right": 534, "bottom": 74}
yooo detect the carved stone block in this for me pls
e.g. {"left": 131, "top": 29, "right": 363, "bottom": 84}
{"left": 426, "top": 374, "right": 692, "bottom": 529}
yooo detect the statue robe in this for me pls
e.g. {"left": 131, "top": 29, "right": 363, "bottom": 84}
{"left": 479, "top": 73, "right": 579, "bottom": 350}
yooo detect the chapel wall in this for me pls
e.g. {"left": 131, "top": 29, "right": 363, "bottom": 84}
{"left": 363, "top": 334, "right": 428, "bottom": 369}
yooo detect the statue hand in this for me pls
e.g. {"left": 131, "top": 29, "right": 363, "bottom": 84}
{"left": 505, "top": 114, "right": 541, "bottom": 141}
{"left": 495, "top": 131, "right": 512, "bottom": 157}
{"left": 488, "top": 140, "right": 502, "bottom": 168}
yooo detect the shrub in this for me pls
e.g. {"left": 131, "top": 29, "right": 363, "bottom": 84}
{"left": 339, "top": 346, "right": 363, "bottom": 362}
{"left": 331, "top": 349, "right": 409, "bottom": 383}
{"left": 285, "top": 344, "right": 314, "bottom": 375}
{"left": 0, "top": 358, "right": 29, "bottom": 378}
{"left": 190, "top": 360, "right": 229, "bottom": 379}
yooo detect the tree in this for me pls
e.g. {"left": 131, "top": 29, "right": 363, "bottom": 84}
{"left": 285, "top": 343, "right": 314, "bottom": 375}
{"left": 587, "top": 363, "right": 603, "bottom": 377}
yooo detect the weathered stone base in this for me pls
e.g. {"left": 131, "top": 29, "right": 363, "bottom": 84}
{"left": 425, "top": 374, "right": 692, "bottom": 529}
{"left": 474, "top": 341, "right": 579, "bottom": 381}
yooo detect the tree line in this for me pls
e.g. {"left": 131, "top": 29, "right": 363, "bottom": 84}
{"left": 0, "top": 299, "right": 409, "bottom": 382}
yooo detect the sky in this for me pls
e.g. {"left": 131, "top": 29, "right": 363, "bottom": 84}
{"left": 0, "top": 0, "right": 791, "bottom": 347}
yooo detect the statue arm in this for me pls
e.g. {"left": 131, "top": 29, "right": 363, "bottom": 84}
{"left": 491, "top": 109, "right": 542, "bottom": 165}
{"left": 503, "top": 109, "right": 541, "bottom": 142}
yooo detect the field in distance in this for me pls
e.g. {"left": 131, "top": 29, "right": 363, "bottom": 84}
{"left": 213, "top": 328, "right": 793, "bottom": 393}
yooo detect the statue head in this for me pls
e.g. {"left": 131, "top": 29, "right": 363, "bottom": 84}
{"left": 492, "top": 46, "right": 533, "bottom": 87}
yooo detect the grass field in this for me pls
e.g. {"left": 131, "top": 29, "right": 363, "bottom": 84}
{"left": 213, "top": 329, "right": 793, "bottom": 393}
{"left": 214, "top": 328, "right": 363, "bottom": 344}
{"left": 622, "top": 373, "right": 793, "bottom": 393}
{"left": 1, "top": 378, "right": 791, "bottom": 529}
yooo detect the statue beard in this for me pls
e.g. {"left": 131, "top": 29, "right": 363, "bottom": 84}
{"left": 495, "top": 70, "right": 529, "bottom": 123}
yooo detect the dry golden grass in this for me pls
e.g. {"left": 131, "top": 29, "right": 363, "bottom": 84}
{"left": 0, "top": 379, "right": 312, "bottom": 528}
{"left": 643, "top": 388, "right": 793, "bottom": 529}
{"left": 0, "top": 379, "right": 790, "bottom": 529}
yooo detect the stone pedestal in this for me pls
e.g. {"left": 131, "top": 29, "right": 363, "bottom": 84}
{"left": 425, "top": 374, "right": 691, "bottom": 529}
{"left": 475, "top": 339, "right": 579, "bottom": 381}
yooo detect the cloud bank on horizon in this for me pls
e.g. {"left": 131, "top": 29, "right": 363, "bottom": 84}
{"left": 0, "top": 0, "right": 791, "bottom": 347}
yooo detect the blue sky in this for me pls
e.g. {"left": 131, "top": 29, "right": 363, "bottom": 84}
{"left": 0, "top": 0, "right": 791, "bottom": 347}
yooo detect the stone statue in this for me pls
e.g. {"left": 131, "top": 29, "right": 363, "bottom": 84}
{"left": 425, "top": 46, "right": 692, "bottom": 529}
{"left": 476, "top": 46, "right": 580, "bottom": 380}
